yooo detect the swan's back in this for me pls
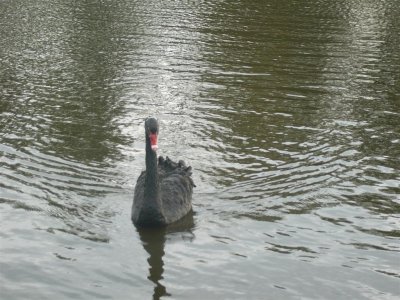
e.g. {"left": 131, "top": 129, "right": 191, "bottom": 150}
{"left": 158, "top": 156, "right": 194, "bottom": 224}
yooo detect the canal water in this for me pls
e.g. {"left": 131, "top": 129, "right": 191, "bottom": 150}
{"left": 1, "top": 0, "right": 399, "bottom": 299}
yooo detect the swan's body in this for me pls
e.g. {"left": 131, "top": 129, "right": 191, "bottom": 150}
{"left": 131, "top": 118, "right": 194, "bottom": 227}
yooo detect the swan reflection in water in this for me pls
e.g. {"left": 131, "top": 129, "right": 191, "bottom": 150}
{"left": 137, "top": 212, "right": 195, "bottom": 300}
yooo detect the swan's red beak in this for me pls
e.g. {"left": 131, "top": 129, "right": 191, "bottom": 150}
{"left": 149, "top": 132, "right": 158, "bottom": 151}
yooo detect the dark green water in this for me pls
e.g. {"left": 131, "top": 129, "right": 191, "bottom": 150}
{"left": 1, "top": 0, "right": 399, "bottom": 299}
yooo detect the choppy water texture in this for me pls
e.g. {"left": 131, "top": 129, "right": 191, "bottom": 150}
{"left": 1, "top": 0, "right": 399, "bottom": 299}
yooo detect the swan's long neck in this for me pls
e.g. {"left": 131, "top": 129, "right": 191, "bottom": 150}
{"left": 144, "top": 135, "right": 163, "bottom": 218}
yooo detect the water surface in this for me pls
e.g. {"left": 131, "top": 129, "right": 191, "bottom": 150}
{"left": 1, "top": 0, "right": 399, "bottom": 299}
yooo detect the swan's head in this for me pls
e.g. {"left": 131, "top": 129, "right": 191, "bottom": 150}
{"left": 145, "top": 117, "right": 159, "bottom": 152}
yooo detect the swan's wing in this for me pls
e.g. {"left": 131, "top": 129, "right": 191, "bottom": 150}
{"left": 160, "top": 170, "right": 194, "bottom": 224}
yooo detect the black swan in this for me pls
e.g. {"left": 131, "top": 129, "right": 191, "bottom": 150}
{"left": 131, "top": 117, "right": 195, "bottom": 227}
